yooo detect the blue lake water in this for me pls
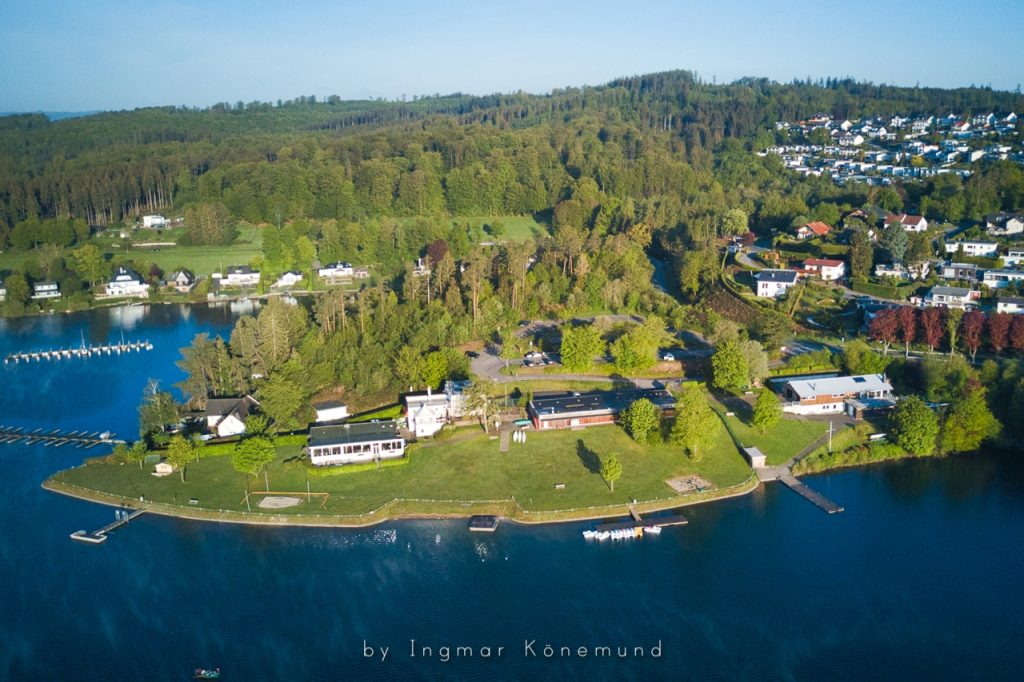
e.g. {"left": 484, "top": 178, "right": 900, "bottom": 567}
{"left": 1, "top": 304, "right": 1023, "bottom": 681}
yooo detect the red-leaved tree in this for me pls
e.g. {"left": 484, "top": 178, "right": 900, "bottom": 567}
{"left": 988, "top": 313, "right": 1011, "bottom": 356}
{"left": 869, "top": 308, "right": 900, "bottom": 354}
{"left": 960, "top": 311, "right": 986, "bottom": 361}
{"left": 918, "top": 307, "right": 944, "bottom": 352}
{"left": 1011, "top": 316, "right": 1024, "bottom": 355}
{"left": 897, "top": 306, "right": 917, "bottom": 356}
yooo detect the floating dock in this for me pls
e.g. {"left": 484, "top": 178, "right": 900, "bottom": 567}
{"left": 594, "top": 509, "right": 688, "bottom": 533}
{"left": 71, "top": 508, "right": 147, "bottom": 544}
{"left": 468, "top": 515, "right": 500, "bottom": 532}
{"left": 0, "top": 425, "right": 123, "bottom": 448}
{"left": 5, "top": 339, "right": 153, "bottom": 364}
{"left": 778, "top": 473, "right": 844, "bottom": 514}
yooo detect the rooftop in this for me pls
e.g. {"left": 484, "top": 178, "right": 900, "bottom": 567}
{"left": 784, "top": 374, "right": 893, "bottom": 400}
{"left": 309, "top": 420, "right": 402, "bottom": 447}
{"left": 931, "top": 286, "right": 973, "bottom": 297}
{"left": 755, "top": 269, "right": 798, "bottom": 284}
{"left": 529, "top": 388, "right": 675, "bottom": 420}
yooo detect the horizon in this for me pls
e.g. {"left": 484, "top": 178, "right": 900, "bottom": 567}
{"left": 1, "top": 0, "right": 1021, "bottom": 112}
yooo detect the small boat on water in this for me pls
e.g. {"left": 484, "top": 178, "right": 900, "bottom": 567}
{"left": 643, "top": 525, "right": 663, "bottom": 535}
{"left": 194, "top": 668, "right": 220, "bottom": 679}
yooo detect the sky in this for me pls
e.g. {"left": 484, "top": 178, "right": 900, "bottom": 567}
{"left": 1, "top": 0, "right": 1021, "bottom": 112}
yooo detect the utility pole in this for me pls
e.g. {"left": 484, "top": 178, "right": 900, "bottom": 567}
{"left": 828, "top": 420, "right": 834, "bottom": 454}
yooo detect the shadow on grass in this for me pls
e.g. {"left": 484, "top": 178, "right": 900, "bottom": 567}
{"left": 575, "top": 439, "right": 601, "bottom": 474}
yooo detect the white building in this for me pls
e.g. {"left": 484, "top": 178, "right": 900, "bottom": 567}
{"left": 925, "top": 286, "right": 980, "bottom": 310}
{"left": 318, "top": 262, "right": 354, "bottom": 281}
{"left": 1003, "top": 249, "right": 1024, "bottom": 267}
{"left": 753, "top": 270, "right": 798, "bottom": 298}
{"left": 939, "top": 262, "right": 978, "bottom": 281}
{"left": 273, "top": 271, "right": 304, "bottom": 288}
{"left": 141, "top": 214, "right": 167, "bottom": 229}
{"left": 996, "top": 297, "right": 1024, "bottom": 315}
{"left": 781, "top": 374, "right": 894, "bottom": 417}
{"left": 105, "top": 266, "right": 150, "bottom": 298}
{"left": 985, "top": 212, "right": 1024, "bottom": 236}
{"left": 944, "top": 241, "right": 999, "bottom": 258}
{"left": 404, "top": 380, "right": 471, "bottom": 437}
{"left": 982, "top": 269, "right": 1024, "bottom": 289}
{"left": 204, "top": 395, "right": 259, "bottom": 438}
{"left": 802, "top": 258, "right": 845, "bottom": 281}
{"left": 876, "top": 261, "right": 931, "bottom": 281}
{"left": 168, "top": 270, "right": 196, "bottom": 293}
{"left": 31, "top": 281, "right": 61, "bottom": 300}
{"left": 313, "top": 400, "right": 349, "bottom": 424}
{"left": 308, "top": 421, "right": 406, "bottom": 467}
{"left": 220, "top": 265, "right": 260, "bottom": 288}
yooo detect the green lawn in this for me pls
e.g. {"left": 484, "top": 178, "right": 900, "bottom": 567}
{"left": 718, "top": 409, "right": 830, "bottom": 466}
{"left": 402, "top": 215, "right": 549, "bottom": 243}
{"left": 53, "top": 424, "right": 751, "bottom": 518}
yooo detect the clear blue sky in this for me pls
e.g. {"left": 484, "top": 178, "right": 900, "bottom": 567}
{"left": 1, "top": 0, "right": 1020, "bottom": 112}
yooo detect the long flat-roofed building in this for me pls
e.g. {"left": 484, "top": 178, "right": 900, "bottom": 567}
{"left": 781, "top": 374, "right": 894, "bottom": 416}
{"left": 527, "top": 388, "right": 675, "bottom": 431}
{"left": 308, "top": 420, "right": 406, "bottom": 467}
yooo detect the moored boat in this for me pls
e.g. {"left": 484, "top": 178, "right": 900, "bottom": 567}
{"left": 194, "top": 668, "right": 220, "bottom": 679}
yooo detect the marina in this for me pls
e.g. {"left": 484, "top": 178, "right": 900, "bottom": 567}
{"left": 4, "top": 338, "right": 153, "bottom": 364}
{"left": 0, "top": 426, "right": 123, "bottom": 448}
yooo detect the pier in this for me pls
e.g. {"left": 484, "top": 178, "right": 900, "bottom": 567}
{"left": 5, "top": 339, "right": 153, "bottom": 364}
{"left": 70, "top": 507, "right": 147, "bottom": 544}
{"left": 778, "top": 473, "right": 844, "bottom": 514}
{"left": 594, "top": 507, "right": 688, "bottom": 532}
{"left": 0, "top": 426, "right": 123, "bottom": 448}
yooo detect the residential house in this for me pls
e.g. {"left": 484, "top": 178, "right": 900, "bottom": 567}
{"left": 412, "top": 257, "right": 431, "bottom": 277}
{"left": 795, "top": 221, "right": 832, "bottom": 240}
{"left": 924, "top": 285, "right": 980, "bottom": 310}
{"left": 527, "top": 388, "right": 675, "bottom": 431}
{"left": 308, "top": 421, "right": 406, "bottom": 467}
{"left": 1003, "top": 249, "right": 1024, "bottom": 267}
{"left": 939, "top": 262, "right": 979, "bottom": 282}
{"left": 780, "top": 374, "right": 895, "bottom": 417}
{"left": 317, "top": 262, "right": 354, "bottom": 281}
{"left": 982, "top": 268, "right": 1024, "bottom": 289}
{"left": 353, "top": 266, "right": 370, "bottom": 279}
{"left": 220, "top": 265, "right": 260, "bottom": 288}
{"left": 753, "top": 269, "right": 798, "bottom": 298}
{"left": 802, "top": 258, "right": 846, "bottom": 281}
{"left": 883, "top": 213, "right": 928, "bottom": 232}
{"left": 985, "top": 212, "right": 1024, "bottom": 236}
{"left": 204, "top": 395, "right": 259, "bottom": 438}
{"left": 943, "top": 240, "right": 999, "bottom": 258}
{"left": 404, "top": 380, "right": 471, "bottom": 438}
{"left": 30, "top": 281, "right": 61, "bottom": 300}
{"left": 312, "top": 400, "right": 349, "bottom": 424}
{"left": 996, "top": 297, "right": 1024, "bottom": 314}
{"left": 168, "top": 269, "right": 196, "bottom": 293}
{"left": 104, "top": 266, "right": 150, "bottom": 298}
{"left": 141, "top": 214, "right": 167, "bottom": 229}
{"left": 273, "top": 271, "right": 304, "bottom": 288}
{"left": 875, "top": 261, "right": 930, "bottom": 281}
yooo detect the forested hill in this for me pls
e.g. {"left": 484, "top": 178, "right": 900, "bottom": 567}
{"left": 1, "top": 69, "right": 1022, "bottom": 231}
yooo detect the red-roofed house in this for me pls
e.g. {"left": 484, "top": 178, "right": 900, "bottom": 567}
{"left": 884, "top": 213, "right": 929, "bottom": 232}
{"left": 796, "top": 221, "right": 832, "bottom": 240}
{"left": 802, "top": 258, "right": 846, "bottom": 281}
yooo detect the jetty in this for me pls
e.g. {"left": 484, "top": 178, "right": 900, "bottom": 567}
{"left": 468, "top": 515, "right": 500, "bottom": 532}
{"left": 0, "top": 426, "right": 123, "bottom": 448}
{"left": 5, "top": 338, "right": 153, "bottom": 364}
{"left": 70, "top": 507, "right": 147, "bottom": 544}
{"left": 778, "top": 473, "right": 844, "bottom": 514}
{"left": 594, "top": 506, "right": 688, "bottom": 532}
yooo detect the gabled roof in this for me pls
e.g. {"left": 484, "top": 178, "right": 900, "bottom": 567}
{"left": 784, "top": 374, "right": 892, "bottom": 400}
{"left": 801, "top": 221, "right": 832, "bottom": 236}
{"left": 931, "top": 286, "right": 973, "bottom": 297}
{"left": 205, "top": 395, "right": 259, "bottom": 424}
{"left": 110, "top": 265, "right": 144, "bottom": 283}
{"left": 804, "top": 258, "right": 844, "bottom": 268}
{"left": 755, "top": 269, "right": 798, "bottom": 284}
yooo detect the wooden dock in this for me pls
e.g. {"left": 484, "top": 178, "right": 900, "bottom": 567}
{"left": 70, "top": 508, "right": 147, "bottom": 544}
{"left": 778, "top": 473, "right": 844, "bottom": 514}
{"left": 5, "top": 339, "right": 153, "bottom": 364}
{"left": 595, "top": 509, "right": 688, "bottom": 532}
{"left": 0, "top": 425, "right": 123, "bottom": 448}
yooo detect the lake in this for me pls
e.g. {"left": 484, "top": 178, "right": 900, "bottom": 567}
{"left": 1, "top": 304, "right": 1022, "bottom": 681}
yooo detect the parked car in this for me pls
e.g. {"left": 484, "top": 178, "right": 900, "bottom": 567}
{"left": 661, "top": 352, "right": 675, "bottom": 362}
{"left": 465, "top": 350, "right": 479, "bottom": 358}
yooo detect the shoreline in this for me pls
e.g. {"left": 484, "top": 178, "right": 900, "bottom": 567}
{"left": 42, "top": 474, "right": 761, "bottom": 529}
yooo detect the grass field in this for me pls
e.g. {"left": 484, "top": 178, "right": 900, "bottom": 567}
{"left": 53, "top": 423, "right": 752, "bottom": 518}
{"left": 713, "top": 393, "right": 831, "bottom": 466}
{"left": 403, "top": 215, "right": 550, "bottom": 243}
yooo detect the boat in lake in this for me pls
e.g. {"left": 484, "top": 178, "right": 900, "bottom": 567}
{"left": 194, "top": 668, "right": 220, "bottom": 679}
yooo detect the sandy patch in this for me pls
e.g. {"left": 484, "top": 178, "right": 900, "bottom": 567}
{"left": 258, "top": 496, "right": 302, "bottom": 509}
{"left": 666, "top": 476, "right": 713, "bottom": 494}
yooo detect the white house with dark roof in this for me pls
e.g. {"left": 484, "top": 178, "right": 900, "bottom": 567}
{"left": 403, "top": 380, "right": 471, "bottom": 437}
{"left": 308, "top": 420, "right": 406, "bottom": 466}
{"left": 1003, "top": 249, "right": 1024, "bottom": 267}
{"left": 944, "top": 240, "right": 999, "bottom": 258}
{"left": 753, "top": 269, "right": 798, "bottom": 298}
{"left": 982, "top": 269, "right": 1024, "bottom": 289}
{"left": 168, "top": 269, "right": 196, "bottom": 293}
{"left": 313, "top": 400, "right": 349, "bottom": 424}
{"left": 781, "top": 374, "right": 895, "bottom": 417}
{"left": 939, "top": 262, "right": 978, "bottom": 281}
{"left": 924, "top": 286, "right": 980, "bottom": 310}
{"left": 985, "top": 212, "right": 1024, "bottom": 236}
{"left": 31, "top": 281, "right": 61, "bottom": 300}
{"left": 204, "top": 395, "right": 259, "bottom": 438}
{"left": 317, "top": 262, "right": 354, "bottom": 281}
{"left": 105, "top": 266, "right": 150, "bottom": 298}
{"left": 996, "top": 298, "right": 1024, "bottom": 315}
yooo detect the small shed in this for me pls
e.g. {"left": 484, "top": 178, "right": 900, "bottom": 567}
{"left": 743, "top": 447, "right": 767, "bottom": 469}
{"left": 313, "top": 400, "right": 349, "bottom": 424}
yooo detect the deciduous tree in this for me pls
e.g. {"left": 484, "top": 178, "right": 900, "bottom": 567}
{"left": 600, "top": 453, "right": 622, "bottom": 492}
{"left": 890, "top": 396, "right": 939, "bottom": 456}
{"left": 621, "top": 398, "right": 660, "bottom": 444}
{"left": 712, "top": 339, "right": 749, "bottom": 390}
{"left": 670, "top": 383, "right": 721, "bottom": 461}
{"left": 987, "top": 312, "right": 1011, "bottom": 355}
{"left": 918, "top": 307, "right": 944, "bottom": 352}
{"left": 960, "top": 311, "right": 985, "bottom": 361}
{"left": 751, "top": 389, "right": 782, "bottom": 434}
{"left": 869, "top": 308, "right": 900, "bottom": 354}
{"left": 941, "top": 388, "right": 1000, "bottom": 453}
